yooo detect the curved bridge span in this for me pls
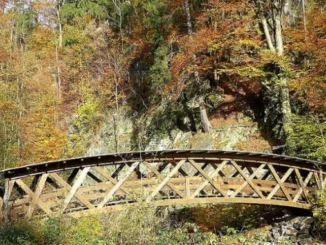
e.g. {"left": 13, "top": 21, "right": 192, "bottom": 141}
{"left": 0, "top": 150, "right": 325, "bottom": 219}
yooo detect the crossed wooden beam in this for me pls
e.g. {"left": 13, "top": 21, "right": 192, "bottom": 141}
{"left": 1, "top": 156, "right": 325, "bottom": 220}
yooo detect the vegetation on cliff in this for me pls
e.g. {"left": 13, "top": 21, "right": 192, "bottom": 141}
{"left": 1, "top": 0, "right": 326, "bottom": 244}
{"left": 0, "top": 0, "right": 326, "bottom": 168}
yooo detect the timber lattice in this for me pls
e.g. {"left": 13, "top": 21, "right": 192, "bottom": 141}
{"left": 0, "top": 150, "right": 325, "bottom": 220}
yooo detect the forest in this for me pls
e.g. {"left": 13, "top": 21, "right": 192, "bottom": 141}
{"left": 0, "top": 0, "right": 326, "bottom": 244}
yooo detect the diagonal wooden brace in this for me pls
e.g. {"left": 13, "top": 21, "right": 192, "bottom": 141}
{"left": 143, "top": 161, "right": 185, "bottom": 198}
{"left": 231, "top": 164, "right": 266, "bottom": 198}
{"left": 191, "top": 160, "right": 228, "bottom": 198}
{"left": 61, "top": 167, "right": 90, "bottom": 214}
{"left": 230, "top": 161, "right": 265, "bottom": 199}
{"left": 147, "top": 160, "right": 186, "bottom": 202}
{"left": 93, "top": 167, "right": 129, "bottom": 195}
{"left": 98, "top": 162, "right": 140, "bottom": 208}
{"left": 15, "top": 179, "right": 53, "bottom": 217}
{"left": 50, "top": 173, "right": 94, "bottom": 210}
{"left": 267, "top": 166, "right": 293, "bottom": 201}
{"left": 26, "top": 174, "right": 49, "bottom": 218}
{"left": 293, "top": 170, "right": 313, "bottom": 202}
{"left": 189, "top": 160, "right": 227, "bottom": 197}
{"left": 313, "top": 172, "right": 321, "bottom": 190}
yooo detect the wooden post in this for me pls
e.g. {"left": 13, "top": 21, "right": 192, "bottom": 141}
{"left": 3, "top": 179, "right": 13, "bottom": 222}
{"left": 186, "top": 177, "right": 190, "bottom": 197}
{"left": 98, "top": 162, "right": 140, "bottom": 208}
{"left": 61, "top": 168, "right": 90, "bottom": 214}
{"left": 26, "top": 174, "right": 48, "bottom": 218}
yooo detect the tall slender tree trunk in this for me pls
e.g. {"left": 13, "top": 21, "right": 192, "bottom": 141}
{"left": 185, "top": 0, "right": 211, "bottom": 132}
{"left": 259, "top": 1, "right": 293, "bottom": 150}
{"left": 57, "top": 2, "right": 63, "bottom": 48}
{"left": 55, "top": 1, "right": 62, "bottom": 99}
{"left": 199, "top": 96, "right": 211, "bottom": 133}
{"left": 262, "top": 17, "right": 276, "bottom": 53}
{"left": 274, "top": 14, "right": 284, "bottom": 56}
{"left": 185, "top": 0, "right": 193, "bottom": 35}
{"left": 302, "top": 0, "right": 307, "bottom": 32}
{"left": 58, "top": 20, "right": 62, "bottom": 48}
{"left": 55, "top": 46, "right": 61, "bottom": 99}
{"left": 272, "top": 9, "right": 292, "bottom": 145}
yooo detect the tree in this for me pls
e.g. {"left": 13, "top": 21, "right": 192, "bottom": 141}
{"left": 254, "top": 0, "right": 295, "bottom": 150}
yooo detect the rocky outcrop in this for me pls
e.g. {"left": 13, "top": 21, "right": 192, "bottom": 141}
{"left": 67, "top": 102, "right": 272, "bottom": 157}
{"left": 266, "top": 216, "right": 315, "bottom": 245}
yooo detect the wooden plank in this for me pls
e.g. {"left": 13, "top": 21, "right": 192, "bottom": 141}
{"left": 26, "top": 174, "right": 49, "bottom": 218}
{"left": 322, "top": 171, "right": 326, "bottom": 190}
{"left": 314, "top": 172, "right": 321, "bottom": 190}
{"left": 70, "top": 196, "right": 311, "bottom": 218}
{"left": 194, "top": 162, "right": 209, "bottom": 176}
{"left": 246, "top": 166, "right": 254, "bottom": 175}
{"left": 191, "top": 160, "right": 228, "bottom": 198}
{"left": 75, "top": 176, "right": 303, "bottom": 191}
{"left": 67, "top": 169, "right": 79, "bottom": 185}
{"left": 230, "top": 161, "right": 265, "bottom": 199}
{"left": 147, "top": 160, "right": 186, "bottom": 201}
{"left": 189, "top": 160, "right": 227, "bottom": 197}
{"left": 186, "top": 177, "right": 190, "bottom": 197}
{"left": 293, "top": 170, "right": 313, "bottom": 202}
{"left": 143, "top": 161, "right": 185, "bottom": 198}
{"left": 98, "top": 162, "right": 140, "bottom": 208}
{"left": 15, "top": 179, "right": 53, "bottom": 217}
{"left": 320, "top": 170, "right": 324, "bottom": 190}
{"left": 231, "top": 164, "right": 266, "bottom": 198}
{"left": 61, "top": 167, "right": 90, "bottom": 213}
{"left": 50, "top": 173, "right": 94, "bottom": 210}
{"left": 267, "top": 166, "right": 293, "bottom": 201}
{"left": 79, "top": 180, "right": 303, "bottom": 202}
{"left": 111, "top": 164, "right": 125, "bottom": 179}
{"left": 87, "top": 171, "right": 103, "bottom": 183}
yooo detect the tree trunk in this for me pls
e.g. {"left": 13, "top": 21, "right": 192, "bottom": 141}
{"left": 262, "top": 17, "right": 276, "bottom": 53}
{"left": 185, "top": 0, "right": 193, "bottom": 35}
{"left": 302, "top": 0, "right": 307, "bottom": 32}
{"left": 258, "top": 1, "right": 293, "bottom": 151}
{"left": 279, "top": 77, "right": 294, "bottom": 153}
{"left": 199, "top": 96, "right": 211, "bottom": 133}
{"left": 57, "top": 3, "right": 62, "bottom": 48}
{"left": 55, "top": 46, "right": 61, "bottom": 99}
{"left": 273, "top": 7, "right": 292, "bottom": 143}
{"left": 58, "top": 20, "right": 62, "bottom": 48}
{"left": 284, "top": 0, "right": 295, "bottom": 26}
{"left": 274, "top": 13, "right": 284, "bottom": 56}
{"left": 279, "top": 78, "right": 292, "bottom": 128}
{"left": 181, "top": 93, "right": 197, "bottom": 132}
{"left": 185, "top": 1, "right": 211, "bottom": 132}
{"left": 113, "top": 114, "right": 119, "bottom": 153}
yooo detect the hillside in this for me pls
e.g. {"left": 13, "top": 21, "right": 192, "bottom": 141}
{"left": 0, "top": 0, "right": 325, "bottom": 168}
{"left": 1, "top": 0, "right": 326, "bottom": 244}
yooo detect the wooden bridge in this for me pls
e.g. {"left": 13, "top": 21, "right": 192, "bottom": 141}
{"left": 0, "top": 150, "right": 325, "bottom": 220}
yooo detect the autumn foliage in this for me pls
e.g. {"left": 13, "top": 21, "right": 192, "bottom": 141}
{"left": 0, "top": 0, "right": 326, "bottom": 168}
